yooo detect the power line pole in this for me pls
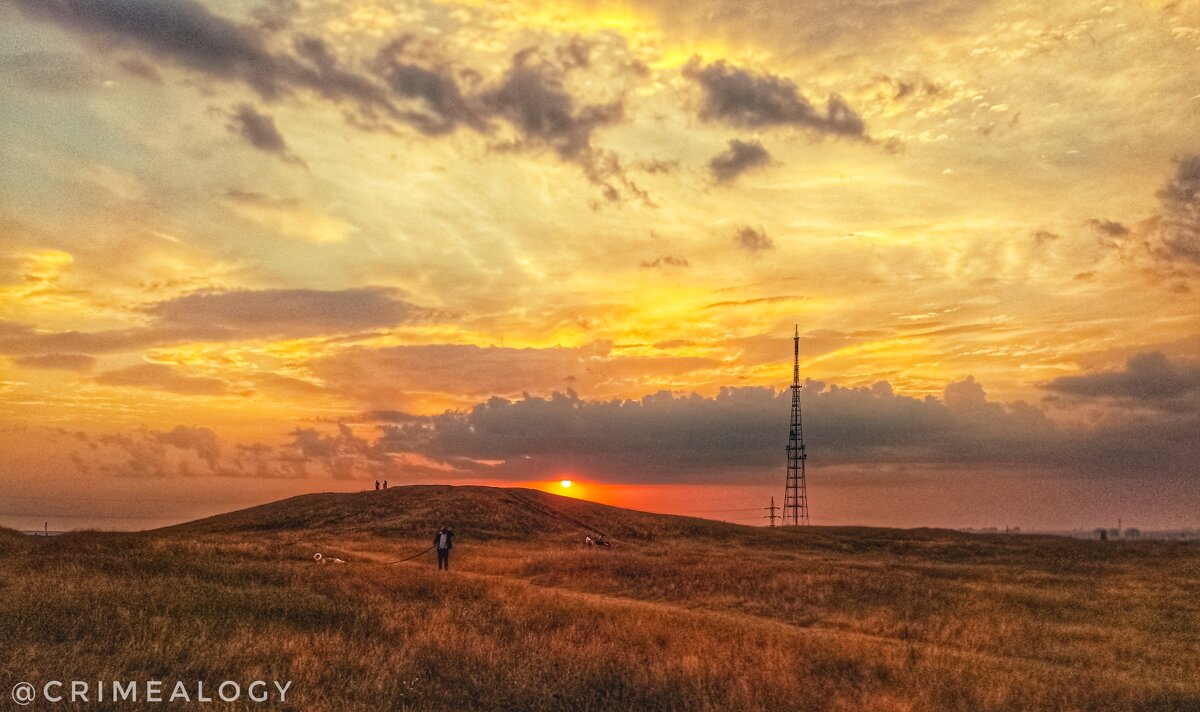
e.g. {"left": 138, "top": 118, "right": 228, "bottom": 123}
{"left": 764, "top": 496, "right": 780, "bottom": 527}
{"left": 783, "top": 324, "right": 810, "bottom": 526}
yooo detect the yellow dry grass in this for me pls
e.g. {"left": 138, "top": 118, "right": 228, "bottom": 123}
{"left": 0, "top": 487, "right": 1196, "bottom": 711}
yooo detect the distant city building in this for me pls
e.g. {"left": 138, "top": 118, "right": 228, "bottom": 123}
{"left": 1124, "top": 528, "right": 1142, "bottom": 539}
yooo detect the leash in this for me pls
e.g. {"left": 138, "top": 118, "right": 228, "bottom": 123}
{"left": 377, "top": 544, "right": 436, "bottom": 565}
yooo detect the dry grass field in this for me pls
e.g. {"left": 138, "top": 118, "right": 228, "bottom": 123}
{"left": 0, "top": 485, "right": 1196, "bottom": 711}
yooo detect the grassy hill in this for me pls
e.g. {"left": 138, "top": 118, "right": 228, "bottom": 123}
{"left": 163, "top": 483, "right": 983, "bottom": 550}
{"left": 162, "top": 485, "right": 756, "bottom": 541}
{"left": 2, "top": 485, "right": 1197, "bottom": 711}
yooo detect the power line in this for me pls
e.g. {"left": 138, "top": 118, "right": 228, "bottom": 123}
{"left": 690, "top": 507, "right": 767, "bottom": 514}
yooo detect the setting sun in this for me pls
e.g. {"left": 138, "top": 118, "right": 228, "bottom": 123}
{"left": 560, "top": 480, "right": 572, "bottom": 489}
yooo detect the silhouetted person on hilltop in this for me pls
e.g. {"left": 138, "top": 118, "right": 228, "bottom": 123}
{"left": 375, "top": 480, "right": 380, "bottom": 491}
{"left": 434, "top": 526, "right": 454, "bottom": 571}
{"left": 383, "top": 480, "right": 388, "bottom": 490}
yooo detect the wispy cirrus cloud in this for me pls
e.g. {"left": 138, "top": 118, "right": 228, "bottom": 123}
{"left": 10, "top": 0, "right": 642, "bottom": 199}
{"left": 95, "top": 363, "right": 232, "bottom": 396}
{"left": 12, "top": 353, "right": 96, "bottom": 371}
{"left": 0, "top": 287, "right": 430, "bottom": 356}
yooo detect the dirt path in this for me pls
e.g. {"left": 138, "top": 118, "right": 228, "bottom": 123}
{"left": 345, "top": 544, "right": 1067, "bottom": 672}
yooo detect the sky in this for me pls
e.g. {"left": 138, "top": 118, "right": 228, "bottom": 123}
{"left": 1, "top": 0, "right": 1199, "bottom": 531}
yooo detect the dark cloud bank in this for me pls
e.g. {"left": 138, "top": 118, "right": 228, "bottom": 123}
{"left": 362, "top": 370, "right": 1199, "bottom": 483}
{"left": 1045, "top": 351, "right": 1200, "bottom": 405}
{"left": 56, "top": 353, "right": 1200, "bottom": 484}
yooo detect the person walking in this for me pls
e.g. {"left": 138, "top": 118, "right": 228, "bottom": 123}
{"left": 375, "top": 480, "right": 380, "bottom": 491}
{"left": 433, "top": 526, "right": 454, "bottom": 571}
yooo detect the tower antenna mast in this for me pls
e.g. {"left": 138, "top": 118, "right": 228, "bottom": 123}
{"left": 783, "top": 325, "right": 810, "bottom": 526}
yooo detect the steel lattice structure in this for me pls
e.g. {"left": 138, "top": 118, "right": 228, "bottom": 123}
{"left": 783, "top": 325, "right": 810, "bottom": 526}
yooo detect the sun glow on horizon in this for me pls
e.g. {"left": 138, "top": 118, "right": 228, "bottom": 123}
{"left": 560, "top": 479, "right": 572, "bottom": 489}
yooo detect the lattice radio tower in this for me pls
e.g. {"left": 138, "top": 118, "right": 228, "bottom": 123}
{"left": 783, "top": 325, "right": 810, "bottom": 526}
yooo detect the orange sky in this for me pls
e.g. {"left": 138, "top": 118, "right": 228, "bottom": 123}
{"left": 1, "top": 0, "right": 1199, "bottom": 531}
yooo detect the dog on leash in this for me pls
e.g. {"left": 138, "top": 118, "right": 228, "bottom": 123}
{"left": 313, "top": 553, "right": 345, "bottom": 565}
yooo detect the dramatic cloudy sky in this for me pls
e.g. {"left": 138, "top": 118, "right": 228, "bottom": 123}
{"left": 2, "top": 0, "right": 1199, "bottom": 530}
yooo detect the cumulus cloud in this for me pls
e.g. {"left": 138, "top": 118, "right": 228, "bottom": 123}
{"left": 151, "top": 425, "right": 221, "bottom": 466}
{"left": 1044, "top": 352, "right": 1200, "bottom": 404}
{"left": 370, "top": 36, "right": 483, "bottom": 136}
{"left": 733, "top": 226, "right": 774, "bottom": 252}
{"left": 1155, "top": 155, "right": 1200, "bottom": 265}
{"left": 481, "top": 48, "right": 639, "bottom": 202}
{"left": 685, "top": 59, "right": 867, "bottom": 138}
{"left": 95, "top": 363, "right": 231, "bottom": 396}
{"left": 287, "top": 423, "right": 388, "bottom": 479}
{"left": 484, "top": 50, "right": 622, "bottom": 161}
{"left": 1033, "top": 230, "right": 1059, "bottom": 246}
{"left": 60, "top": 422, "right": 388, "bottom": 479}
{"left": 226, "top": 103, "right": 301, "bottom": 163}
{"left": 1089, "top": 157, "right": 1200, "bottom": 280}
{"left": 709, "top": 138, "right": 772, "bottom": 183}
{"left": 1087, "top": 219, "right": 1130, "bottom": 239}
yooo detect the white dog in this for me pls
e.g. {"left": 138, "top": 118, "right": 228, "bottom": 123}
{"left": 313, "top": 553, "right": 345, "bottom": 565}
